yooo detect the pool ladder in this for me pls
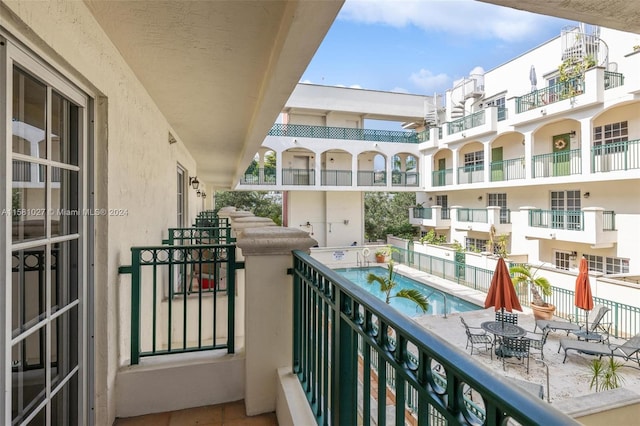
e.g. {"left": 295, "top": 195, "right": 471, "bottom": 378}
{"left": 425, "top": 289, "right": 448, "bottom": 318}
{"left": 356, "top": 251, "right": 370, "bottom": 268}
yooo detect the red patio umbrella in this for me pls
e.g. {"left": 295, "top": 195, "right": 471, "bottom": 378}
{"left": 484, "top": 257, "right": 523, "bottom": 327}
{"left": 575, "top": 257, "right": 594, "bottom": 330}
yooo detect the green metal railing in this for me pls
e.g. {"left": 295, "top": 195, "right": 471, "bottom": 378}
{"left": 516, "top": 79, "right": 585, "bottom": 113}
{"left": 532, "top": 149, "right": 581, "bottom": 178}
{"left": 591, "top": 139, "right": 640, "bottom": 172}
{"left": 431, "top": 168, "right": 452, "bottom": 187}
{"left": 240, "top": 168, "right": 276, "bottom": 185}
{"left": 282, "top": 169, "right": 315, "bottom": 185}
{"left": 321, "top": 170, "right": 352, "bottom": 186}
{"left": 412, "top": 207, "right": 432, "bottom": 220}
{"left": 391, "top": 171, "right": 419, "bottom": 187}
{"left": 457, "top": 208, "right": 488, "bottom": 223}
{"left": 529, "top": 210, "right": 584, "bottom": 231}
{"left": 497, "top": 107, "right": 507, "bottom": 121}
{"left": 194, "top": 216, "right": 229, "bottom": 228}
{"left": 490, "top": 157, "right": 525, "bottom": 181}
{"left": 390, "top": 248, "right": 639, "bottom": 338}
{"left": 603, "top": 211, "right": 616, "bottom": 231}
{"left": 604, "top": 71, "right": 624, "bottom": 90}
{"left": 269, "top": 123, "right": 420, "bottom": 143}
{"left": 457, "top": 165, "right": 484, "bottom": 184}
{"left": 446, "top": 110, "right": 485, "bottom": 135}
{"left": 357, "top": 171, "right": 387, "bottom": 186}
{"left": 122, "top": 244, "right": 237, "bottom": 364}
{"left": 163, "top": 226, "right": 234, "bottom": 246}
{"left": 292, "top": 251, "right": 576, "bottom": 425}
{"left": 417, "top": 129, "right": 430, "bottom": 142}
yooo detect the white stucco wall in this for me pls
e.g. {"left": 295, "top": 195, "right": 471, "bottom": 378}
{"left": 286, "top": 191, "right": 364, "bottom": 247}
{"left": 1, "top": 2, "right": 202, "bottom": 424}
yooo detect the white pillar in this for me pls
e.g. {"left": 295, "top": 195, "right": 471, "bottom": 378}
{"left": 236, "top": 227, "right": 317, "bottom": 415}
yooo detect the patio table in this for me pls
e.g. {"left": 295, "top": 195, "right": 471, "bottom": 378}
{"left": 481, "top": 321, "right": 527, "bottom": 358}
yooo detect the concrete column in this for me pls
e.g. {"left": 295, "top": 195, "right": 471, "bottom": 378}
{"left": 236, "top": 227, "right": 317, "bottom": 416}
{"left": 451, "top": 148, "right": 459, "bottom": 185}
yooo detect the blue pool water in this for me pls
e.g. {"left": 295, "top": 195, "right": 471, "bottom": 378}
{"left": 334, "top": 266, "right": 481, "bottom": 318}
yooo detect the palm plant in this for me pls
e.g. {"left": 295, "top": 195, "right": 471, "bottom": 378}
{"left": 366, "top": 260, "right": 429, "bottom": 313}
{"left": 509, "top": 264, "right": 552, "bottom": 307}
{"left": 589, "top": 357, "right": 625, "bottom": 392}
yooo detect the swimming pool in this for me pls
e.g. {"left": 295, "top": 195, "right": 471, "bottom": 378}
{"left": 334, "top": 266, "right": 481, "bottom": 318}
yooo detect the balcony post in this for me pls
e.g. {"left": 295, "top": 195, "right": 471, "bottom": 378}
{"left": 236, "top": 227, "right": 318, "bottom": 416}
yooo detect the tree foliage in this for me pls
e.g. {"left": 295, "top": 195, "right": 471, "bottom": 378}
{"left": 364, "top": 191, "right": 417, "bottom": 241}
{"left": 214, "top": 191, "right": 282, "bottom": 225}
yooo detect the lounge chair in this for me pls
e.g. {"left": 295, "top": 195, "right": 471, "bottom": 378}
{"left": 535, "top": 305, "right": 609, "bottom": 336}
{"left": 460, "top": 317, "right": 493, "bottom": 358}
{"left": 559, "top": 333, "right": 640, "bottom": 366}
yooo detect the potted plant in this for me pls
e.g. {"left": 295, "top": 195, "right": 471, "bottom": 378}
{"left": 509, "top": 263, "right": 555, "bottom": 320}
{"left": 366, "top": 260, "right": 428, "bottom": 313}
{"left": 374, "top": 244, "right": 398, "bottom": 263}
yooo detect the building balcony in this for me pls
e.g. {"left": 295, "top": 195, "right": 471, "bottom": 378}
{"left": 490, "top": 157, "right": 526, "bottom": 181}
{"left": 591, "top": 139, "right": 640, "bottom": 173}
{"left": 431, "top": 168, "right": 453, "bottom": 187}
{"left": 451, "top": 206, "right": 512, "bottom": 234}
{"left": 409, "top": 206, "right": 451, "bottom": 229}
{"left": 269, "top": 123, "right": 420, "bottom": 143}
{"left": 532, "top": 149, "right": 582, "bottom": 178}
{"left": 521, "top": 207, "right": 618, "bottom": 247}
{"left": 508, "top": 67, "right": 605, "bottom": 126}
{"left": 440, "top": 107, "right": 499, "bottom": 143}
{"left": 457, "top": 165, "right": 484, "bottom": 184}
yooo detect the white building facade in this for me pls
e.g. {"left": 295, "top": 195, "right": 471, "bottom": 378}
{"left": 245, "top": 26, "right": 640, "bottom": 281}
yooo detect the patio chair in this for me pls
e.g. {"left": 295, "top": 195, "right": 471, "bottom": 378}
{"left": 501, "top": 337, "right": 531, "bottom": 373}
{"left": 460, "top": 317, "right": 493, "bottom": 359}
{"left": 559, "top": 333, "right": 640, "bottom": 366}
{"left": 535, "top": 305, "right": 609, "bottom": 336}
{"left": 525, "top": 326, "right": 551, "bottom": 360}
{"left": 495, "top": 311, "right": 518, "bottom": 325}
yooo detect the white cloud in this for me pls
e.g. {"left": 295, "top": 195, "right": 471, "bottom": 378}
{"left": 339, "top": 0, "right": 563, "bottom": 41}
{"left": 349, "top": 84, "right": 364, "bottom": 89}
{"left": 391, "top": 87, "right": 410, "bottom": 93}
{"left": 409, "top": 68, "right": 450, "bottom": 92}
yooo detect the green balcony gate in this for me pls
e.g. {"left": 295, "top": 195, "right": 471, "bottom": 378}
{"left": 121, "top": 244, "right": 238, "bottom": 364}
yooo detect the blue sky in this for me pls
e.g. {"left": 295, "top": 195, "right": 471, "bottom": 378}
{"left": 301, "top": 0, "right": 575, "bottom": 97}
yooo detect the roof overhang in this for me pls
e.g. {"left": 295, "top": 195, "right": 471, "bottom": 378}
{"left": 85, "top": 0, "right": 343, "bottom": 189}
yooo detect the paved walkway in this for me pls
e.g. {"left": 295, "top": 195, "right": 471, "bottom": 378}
{"left": 394, "top": 264, "right": 640, "bottom": 405}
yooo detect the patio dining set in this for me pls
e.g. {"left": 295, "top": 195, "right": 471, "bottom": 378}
{"left": 461, "top": 306, "right": 640, "bottom": 374}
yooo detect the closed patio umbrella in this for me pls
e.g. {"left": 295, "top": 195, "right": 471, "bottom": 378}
{"left": 575, "top": 257, "right": 594, "bottom": 330}
{"left": 529, "top": 65, "right": 537, "bottom": 91}
{"left": 485, "top": 257, "right": 523, "bottom": 328}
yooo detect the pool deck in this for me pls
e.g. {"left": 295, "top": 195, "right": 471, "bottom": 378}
{"left": 393, "top": 264, "right": 640, "bottom": 410}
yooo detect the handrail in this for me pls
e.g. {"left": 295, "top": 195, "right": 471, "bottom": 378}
{"left": 424, "top": 288, "right": 448, "bottom": 318}
{"left": 292, "top": 250, "right": 578, "bottom": 425}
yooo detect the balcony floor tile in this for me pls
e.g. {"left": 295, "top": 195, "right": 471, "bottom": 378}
{"left": 114, "top": 400, "right": 277, "bottom": 426}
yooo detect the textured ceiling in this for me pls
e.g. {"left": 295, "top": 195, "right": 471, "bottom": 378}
{"left": 84, "top": 0, "right": 343, "bottom": 189}
{"left": 479, "top": 0, "right": 640, "bottom": 33}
